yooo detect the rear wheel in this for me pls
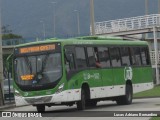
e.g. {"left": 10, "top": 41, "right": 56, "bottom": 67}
{"left": 116, "top": 84, "right": 133, "bottom": 105}
{"left": 36, "top": 105, "right": 45, "bottom": 112}
{"left": 77, "top": 89, "right": 86, "bottom": 110}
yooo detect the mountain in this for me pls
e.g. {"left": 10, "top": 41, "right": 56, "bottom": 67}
{"left": 1, "top": 0, "right": 159, "bottom": 39}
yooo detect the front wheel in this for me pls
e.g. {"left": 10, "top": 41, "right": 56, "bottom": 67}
{"left": 116, "top": 84, "right": 133, "bottom": 105}
{"left": 77, "top": 89, "right": 86, "bottom": 110}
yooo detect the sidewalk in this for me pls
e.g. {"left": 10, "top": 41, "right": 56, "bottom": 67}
{"left": 0, "top": 100, "right": 15, "bottom": 110}
{"left": 0, "top": 103, "right": 15, "bottom": 110}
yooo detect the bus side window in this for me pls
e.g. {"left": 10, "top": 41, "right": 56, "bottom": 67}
{"left": 75, "top": 47, "right": 87, "bottom": 69}
{"left": 65, "top": 53, "right": 75, "bottom": 72}
{"left": 94, "top": 47, "right": 102, "bottom": 68}
{"left": 146, "top": 47, "right": 151, "bottom": 65}
{"left": 98, "top": 47, "right": 111, "bottom": 68}
{"left": 64, "top": 47, "right": 75, "bottom": 72}
{"left": 87, "top": 47, "right": 96, "bottom": 67}
{"left": 120, "top": 47, "right": 131, "bottom": 66}
{"left": 131, "top": 47, "right": 142, "bottom": 66}
{"left": 109, "top": 47, "right": 121, "bottom": 67}
{"left": 141, "top": 47, "right": 147, "bottom": 65}
{"left": 141, "top": 47, "right": 150, "bottom": 65}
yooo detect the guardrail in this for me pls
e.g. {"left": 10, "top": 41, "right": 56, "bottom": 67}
{"left": 94, "top": 14, "right": 160, "bottom": 35}
{"left": 2, "top": 39, "right": 25, "bottom": 46}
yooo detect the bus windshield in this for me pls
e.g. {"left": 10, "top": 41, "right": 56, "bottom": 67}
{"left": 14, "top": 53, "right": 62, "bottom": 90}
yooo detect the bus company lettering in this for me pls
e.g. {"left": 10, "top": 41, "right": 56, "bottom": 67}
{"left": 83, "top": 73, "right": 100, "bottom": 80}
{"left": 124, "top": 67, "right": 133, "bottom": 81}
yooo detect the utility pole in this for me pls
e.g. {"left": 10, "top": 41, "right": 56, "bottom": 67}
{"left": 90, "top": 0, "right": 95, "bottom": 36}
{"left": 74, "top": 10, "right": 80, "bottom": 36}
{"left": 153, "top": 26, "right": 160, "bottom": 85}
{"left": 145, "top": 0, "right": 148, "bottom": 39}
{"left": 145, "top": 0, "right": 148, "bottom": 15}
{"left": 158, "top": 0, "right": 160, "bottom": 14}
{"left": 51, "top": 2, "right": 56, "bottom": 38}
{"left": 40, "top": 20, "right": 46, "bottom": 40}
{"left": 0, "top": 0, "right": 4, "bottom": 106}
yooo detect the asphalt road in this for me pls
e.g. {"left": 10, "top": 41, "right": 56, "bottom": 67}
{"left": 1, "top": 98, "right": 160, "bottom": 120}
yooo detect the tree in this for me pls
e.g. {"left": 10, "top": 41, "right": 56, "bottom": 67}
{"left": 1, "top": 25, "right": 12, "bottom": 34}
{"left": 2, "top": 25, "right": 22, "bottom": 40}
{"left": 1, "top": 25, "right": 23, "bottom": 46}
{"left": 2, "top": 33, "right": 22, "bottom": 40}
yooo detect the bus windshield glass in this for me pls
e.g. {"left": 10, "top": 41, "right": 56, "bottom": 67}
{"left": 13, "top": 43, "right": 62, "bottom": 90}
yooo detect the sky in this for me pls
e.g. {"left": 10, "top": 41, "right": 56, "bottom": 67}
{"left": 1, "top": 0, "right": 159, "bottom": 40}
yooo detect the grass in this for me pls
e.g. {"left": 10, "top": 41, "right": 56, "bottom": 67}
{"left": 134, "top": 86, "right": 160, "bottom": 120}
{"left": 150, "top": 117, "right": 160, "bottom": 120}
{"left": 133, "top": 85, "right": 160, "bottom": 98}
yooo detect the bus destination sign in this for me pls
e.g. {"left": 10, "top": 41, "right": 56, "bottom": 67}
{"left": 19, "top": 44, "right": 55, "bottom": 54}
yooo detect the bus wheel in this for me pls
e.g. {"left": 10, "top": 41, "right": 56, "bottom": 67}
{"left": 116, "top": 84, "right": 133, "bottom": 105}
{"left": 77, "top": 88, "right": 86, "bottom": 110}
{"left": 36, "top": 105, "right": 45, "bottom": 112}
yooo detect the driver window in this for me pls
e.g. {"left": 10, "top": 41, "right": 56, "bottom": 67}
{"left": 64, "top": 46, "right": 75, "bottom": 73}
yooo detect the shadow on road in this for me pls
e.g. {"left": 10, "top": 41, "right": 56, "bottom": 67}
{"left": 41, "top": 100, "right": 154, "bottom": 117}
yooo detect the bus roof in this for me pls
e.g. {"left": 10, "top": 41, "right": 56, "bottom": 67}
{"left": 15, "top": 36, "right": 148, "bottom": 48}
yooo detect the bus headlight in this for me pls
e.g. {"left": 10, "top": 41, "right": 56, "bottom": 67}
{"left": 56, "top": 83, "right": 64, "bottom": 94}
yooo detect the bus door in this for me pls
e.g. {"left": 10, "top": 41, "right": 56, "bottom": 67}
{"left": 98, "top": 47, "right": 115, "bottom": 97}
{"left": 86, "top": 47, "right": 103, "bottom": 98}
{"left": 109, "top": 47, "right": 124, "bottom": 97}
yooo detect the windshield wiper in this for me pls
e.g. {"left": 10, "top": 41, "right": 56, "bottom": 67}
{"left": 35, "top": 53, "right": 49, "bottom": 79}
{"left": 24, "top": 56, "right": 32, "bottom": 74}
{"left": 41, "top": 53, "right": 49, "bottom": 73}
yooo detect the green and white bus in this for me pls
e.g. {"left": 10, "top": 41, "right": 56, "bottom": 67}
{"left": 12, "top": 36, "right": 153, "bottom": 112}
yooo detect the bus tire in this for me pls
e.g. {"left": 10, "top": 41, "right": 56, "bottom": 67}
{"left": 116, "top": 84, "right": 133, "bottom": 105}
{"left": 36, "top": 105, "right": 45, "bottom": 112}
{"left": 77, "top": 88, "right": 86, "bottom": 110}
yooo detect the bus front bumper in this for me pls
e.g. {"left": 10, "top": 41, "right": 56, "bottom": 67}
{"left": 15, "top": 89, "right": 81, "bottom": 106}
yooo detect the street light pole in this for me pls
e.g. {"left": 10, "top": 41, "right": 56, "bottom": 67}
{"left": 145, "top": 0, "right": 148, "bottom": 15}
{"left": 40, "top": 20, "right": 46, "bottom": 40}
{"left": 90, "top": 0, "right": 95, "bottom": 36}
{"left": 51, "top": 2, "right": 56, "bottom": 38}
{"left": 0, "top": 0, "right": 4, "bottom": 106}
{"left": 158, "top": 0, "right": 160, "bottom": 14}
{"left": 145, "top": 0, "right": 148, "bottom": 39}
{"left": 74, "top": 10, "right": 80, "bottom": 36}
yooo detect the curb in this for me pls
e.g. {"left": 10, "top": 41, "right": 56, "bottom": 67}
{"left": 0, "top": 97, "right": 159, "bottom": 110}
{"left": 134, "top": 96, "right": 160, "bottom": 99}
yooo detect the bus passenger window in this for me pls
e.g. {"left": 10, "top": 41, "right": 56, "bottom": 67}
{"left": 141, "top": 47, "right": 147, "bottom": 65}
{"left": 98, "top": 47, "right": 111, "bottom": 67}
{"left": 87, "top": 47, "right": 96, "bottom": 67}
{"left": 75, "top": 47, "right": 87, "bottom": 69}
{"left": 120, "top": 47, "right": 131, "bottom": 66}
{"left": 109, "top": 47, "right": 121, "bottom": 67}
{"left": 141, "top": 47, "right": 150, "bottom": 65}
{"left": 94, "top": 47, "right": 102, "bottom": 68}
{"left": 130, "top": 47, "right": 141, "bottom": 66}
